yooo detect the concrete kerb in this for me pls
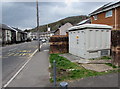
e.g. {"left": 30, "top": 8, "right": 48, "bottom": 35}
{"left": 48, "top": 50, "right": 51, "bottom": 79}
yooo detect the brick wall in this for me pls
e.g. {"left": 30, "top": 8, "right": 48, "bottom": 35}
{"left": 117, "top": 7, "right": 120, "bottom": 30}
{"left": 91, "top": 7, "right": 120, "bottom": 30}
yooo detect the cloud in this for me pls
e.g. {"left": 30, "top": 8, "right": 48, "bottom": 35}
{"left": 2, "top": 2, "right": 107, "bottom": 30}
{"left": 2, "top": 2, "right": 37, "bottom": 29}
{"left": 1, "top": 0, "right": 113, "bottom": 2}
{"left": 38, "top": 2, "right": 106, "bottom": 25}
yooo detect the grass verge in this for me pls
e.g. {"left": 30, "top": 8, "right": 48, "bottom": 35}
{"left": 101, "top": 56, "right": 111, "bottom": 60}
{"left": 49, "top": 54, "right": 119, "bottom": 82}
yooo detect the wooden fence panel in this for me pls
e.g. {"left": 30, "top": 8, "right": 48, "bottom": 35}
{"left": 111, "top": 30, "right": 120, "bottom": 66}
{"left": 49, "top": 35, "right": 69, "bottom": 54}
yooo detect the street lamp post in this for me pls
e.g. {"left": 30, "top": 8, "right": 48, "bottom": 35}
{"left": 36, "top": 0, "right": 40, "bottom": 51}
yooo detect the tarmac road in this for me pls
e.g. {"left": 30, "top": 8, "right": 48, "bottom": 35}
{"left": 2, "top": 41, "right": 40, "bottom": 86}
{"left": 7, "top": 43, "right": 50, "bottom": 87}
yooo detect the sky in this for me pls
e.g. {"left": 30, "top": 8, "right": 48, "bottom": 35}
{"left": 1, "top": 0, "right": 110, "bottom": 30}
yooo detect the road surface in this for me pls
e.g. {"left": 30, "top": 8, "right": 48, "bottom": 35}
{"left": 2, "top": 41, "right": 39, "bottom": 86}
{"left": 7, "top": 43, "right": 50, "bottom": 87}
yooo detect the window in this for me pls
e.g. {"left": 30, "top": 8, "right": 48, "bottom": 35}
{"left": 93, "top": 15, "right": 97, "bottom": 20}
{"left": 105, "top": 10, "right": 112, "bottom": 17}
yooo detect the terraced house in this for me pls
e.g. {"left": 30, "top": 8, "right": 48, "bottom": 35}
{"left": 89, "top": 1, "right": 120, "bottom": 30}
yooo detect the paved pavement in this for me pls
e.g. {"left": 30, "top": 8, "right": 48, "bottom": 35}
{"left": 82, "top": 64, "right": 113, "bottom": 72}
{"left": 60, "top": 53, "right": 111, "bottom": 64}
{"left": 2, "top": 41, "right": 39, "bottom": 86}
{"left": 68, "top": 73, "right": 119, "bottom": 87}
{"left": 7, "top": 43, "right": 50, "bottom": 87}
{"left": 59, "top": 53, "right": 82, "bottom": 62}
{"left": 47, "top": 73, "right": 119, "bottom": 87}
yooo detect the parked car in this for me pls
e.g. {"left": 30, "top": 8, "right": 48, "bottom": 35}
{"left": 42, "top": 39, "right": 46, "bottom": 43}
{"left": 39, "top": 38, "right": 42, "bottom": 41}
{"left": 33, "top": 38, "right": 37, "bottom": 40}
{"left": 26, "top": 38, "right": 32, "bottom": 42}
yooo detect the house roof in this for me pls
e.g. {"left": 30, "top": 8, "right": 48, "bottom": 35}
{"left": 0, "top": 24, "right": 27, "bottom": 34}
{"left": 8, "top": 26, "right": 17, "bottom": 32}
{"left": 54, "top": 22, "right": 73, "bottom": 32}
{"left": 89, "top": 0, "right": 120, "bottom": 16}
{"left": 12, "top": 27, "right": 26, "bottom": 33}
{"left": 58, "top": 22, "right": 73, "bottom": 30}
{"left": 68, "top": 24, "right": 112, "bottom": 31}
{"left": 0, "top": 24, "right": 13, "bottom": 31}
{"left": 77, "top": 19, "right": 91, "bottom": 25}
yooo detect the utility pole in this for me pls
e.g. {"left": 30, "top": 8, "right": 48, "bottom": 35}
{"left": 47, "top": 24, "right": 49, "bottom": 40}
{"left": 36, "top": 0, "right": 40, "bottom": 51}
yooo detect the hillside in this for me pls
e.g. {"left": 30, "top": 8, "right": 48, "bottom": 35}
{"left": 30, "top": 15, "right": 88, "bottom": 32}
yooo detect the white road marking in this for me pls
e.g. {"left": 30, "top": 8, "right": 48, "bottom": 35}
{"left": 7, "top": 53, "right": 15, "bottom": 56}
{"left": 43, "top": 50, "right": 49, "bottom": 52}
{"left": 13, "top": 53, "right": 20, "bottom": 56}
{"left": 3, "top": 44, "right": 43, "bottom": 88}
{"left": 8, "top": 48, "right": 17, "bottom": 51}
{"left": 29, "top": 49, "right": 38, "bottom": 58}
